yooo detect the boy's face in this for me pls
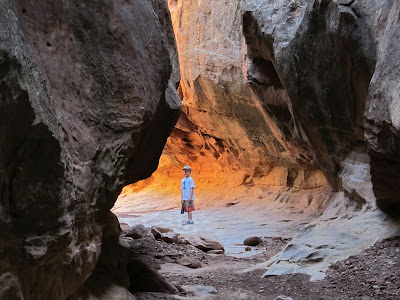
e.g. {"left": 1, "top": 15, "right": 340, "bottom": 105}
{"left": 184, "top": 169, "right": 191, "bottom": 177}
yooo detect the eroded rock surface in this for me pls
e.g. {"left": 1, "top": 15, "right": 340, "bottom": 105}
{"left": 0, "top": 0, "right": 180, "bottom": 299}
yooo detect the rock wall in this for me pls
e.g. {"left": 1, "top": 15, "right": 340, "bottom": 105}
{"left": 0, "top": 0, "right": 180, "bottom": 299}
{"left": 364, "top": 1, "right": 400, "bottom": 216}
{"left": 242, "top": 0, "right": 399, "bottom": 214}
{"left": 124, "top": 0, "right": 400, "bottom": 216}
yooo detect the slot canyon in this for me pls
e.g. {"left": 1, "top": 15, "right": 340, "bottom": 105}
{"left": 0, "top": 0, "right": 399, "bottom": 299}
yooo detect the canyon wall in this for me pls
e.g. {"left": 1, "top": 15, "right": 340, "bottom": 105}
{"left": 0, "top": 0, "right": 180, "bottom": 299}
{"left": 117, "top": 0, "right": 399, "bottom": 277}
{"left": 121, "top": 0, "right": 400, "bottom": 216}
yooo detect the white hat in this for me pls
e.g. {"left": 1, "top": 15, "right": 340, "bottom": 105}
{"left": 182, "top": 165, "right": 192, "bottom": 170}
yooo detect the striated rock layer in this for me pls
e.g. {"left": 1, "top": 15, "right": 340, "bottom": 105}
{"left": 0, "top": 0, "right": 180, "bottom": 299}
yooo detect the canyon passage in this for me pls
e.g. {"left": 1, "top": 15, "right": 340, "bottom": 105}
{"left": 1, "top": 0, "right": 400, "bottom": 300}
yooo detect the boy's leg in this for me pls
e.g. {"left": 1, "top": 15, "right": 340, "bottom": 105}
{"left": 188, "top": 200, "right": 193, "bottom": 221}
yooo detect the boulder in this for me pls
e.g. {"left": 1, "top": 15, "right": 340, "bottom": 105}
{"left": 161, "top": 232, "right": 181, "bottom": 244}
{"left": 124, "top": 225, "right": 154, "bottom": 240}
{"left": 184, "top": 232, "right": 224, "bottom": 252}
{"left": 243, "top": 236, "right": 262, "bottom": 246}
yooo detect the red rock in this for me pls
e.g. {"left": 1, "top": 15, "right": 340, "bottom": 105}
{"left": 183, "top": 232, "right": 224, "bottom": 252}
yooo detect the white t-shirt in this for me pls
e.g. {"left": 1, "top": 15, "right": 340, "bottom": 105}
{"left": 181, "top": 176, "right": 195, "bottom": 200}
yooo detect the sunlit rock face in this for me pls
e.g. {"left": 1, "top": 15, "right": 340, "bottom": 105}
{"left": 141, "top": 0, "right": 331, "bottom": 197}
{"left": 0, "top": 0, "right": 180, "bottom": 299}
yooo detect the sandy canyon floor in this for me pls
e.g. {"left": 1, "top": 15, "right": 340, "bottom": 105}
{"left": 112, "top": 190, "right": 400, "bottom": 299}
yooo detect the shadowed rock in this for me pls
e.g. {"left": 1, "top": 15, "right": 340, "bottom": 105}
{"left": 0, "top": 0, "right": 180, "bottom": 298}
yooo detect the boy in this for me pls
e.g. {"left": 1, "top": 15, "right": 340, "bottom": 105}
{"left": 181, "top": 165, "right": 195, "bottom": 224}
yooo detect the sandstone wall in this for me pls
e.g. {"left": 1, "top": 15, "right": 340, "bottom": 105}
{"left": 125, "top": 0, "right": 399, "bottom": 216}
{"left": 0, "top": 0, "right": 180, "bottom": 299}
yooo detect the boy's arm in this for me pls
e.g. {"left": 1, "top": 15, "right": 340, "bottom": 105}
{"left": 189, "top": 187, "right": 194, "bottom": 201}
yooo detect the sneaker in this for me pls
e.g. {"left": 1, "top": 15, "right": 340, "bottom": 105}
{"left": 188, "top": 220, "right": 194, "bottom": 224}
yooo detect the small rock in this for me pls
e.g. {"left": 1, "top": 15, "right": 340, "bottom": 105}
{"left": 151, "top": 228, "right": 162, "bottom": 240}
{"left": 177, "top": 257, "right": 202, "bottom": 269}
{"left": 245, "top": 247, "right": 252, "bottom": 251}
{"left": 244, "top": 236, "right": 262, "bottom": 246}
